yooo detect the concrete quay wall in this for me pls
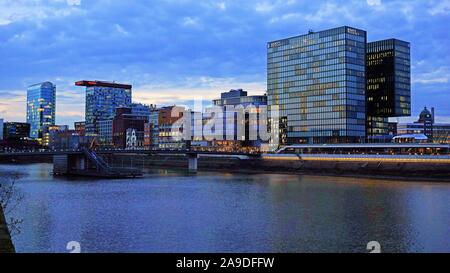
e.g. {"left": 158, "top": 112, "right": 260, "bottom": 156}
{"left": 110, "top": 154, "right": 450, "bottom": 181}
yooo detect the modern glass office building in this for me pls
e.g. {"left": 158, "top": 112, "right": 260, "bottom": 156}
{"left": 75, "top": 81, "right": 132, "bottom": 137}
{"left": 366, "top": 39, "right": 411, "bottom": 141}
{"left": 26, "top": 82, "right": 56, "bottom": 140}
{"left": 267, "top": 26, "right": 367, "bottom": 144}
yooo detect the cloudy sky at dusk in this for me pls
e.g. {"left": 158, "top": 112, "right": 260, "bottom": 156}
{"left": 0, "top": 0, "right": 449, "bottom": 127}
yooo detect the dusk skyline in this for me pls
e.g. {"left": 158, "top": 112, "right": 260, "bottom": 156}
{"left": 1, "top": 0, "right": 450, "bottom": 127}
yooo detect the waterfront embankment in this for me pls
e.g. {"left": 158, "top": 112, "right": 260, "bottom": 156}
{"left": 0, "top": 155, "right": 52, "bottom": 164}
{"left": 108, "top": 154, "right": 450, "bottom": 181}
{"left": 0, "top": 153, "right": 448, "bottom": 181}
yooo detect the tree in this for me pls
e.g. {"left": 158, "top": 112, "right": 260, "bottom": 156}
{"left": 0, "top": 172, "right": 24, "bottom": 253}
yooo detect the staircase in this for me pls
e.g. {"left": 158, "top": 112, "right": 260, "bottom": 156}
{"left": 81, "top": 148, "right": 143, "bottom": 178}
{"left": 83, "top": 148, "right": 113, "bottom": 174}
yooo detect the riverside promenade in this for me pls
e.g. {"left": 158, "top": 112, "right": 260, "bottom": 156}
{"left": 0, "top": 206, "right": 15, "bottom": 253}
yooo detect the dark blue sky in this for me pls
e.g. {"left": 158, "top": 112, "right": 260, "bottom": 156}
{"left": 1, "top": 0, "right": 449, "bottom": 126}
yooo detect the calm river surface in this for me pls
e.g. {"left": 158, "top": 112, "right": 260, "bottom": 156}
{"left": 1, "top": 163, "right": 449, "bottom": 253}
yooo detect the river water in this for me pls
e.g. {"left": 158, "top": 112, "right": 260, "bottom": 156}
{"left": 1, "top": 163, "right": 449, "bottom": 253}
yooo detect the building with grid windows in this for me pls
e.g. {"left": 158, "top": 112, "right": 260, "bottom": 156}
{"left": 75, "top": 80, "right": 132, "bottom": 137}
{"left": 366, "top": 39, "right": 411, "bottom": 142}
{"left": 26, "top": 82, "right": 56, "bottom": 141}
{"left": 3, "top": 122, "right": 30, "bottom": 140}
{"left": 144, "top": 106, "right": 160, "bottom": 149}
{"left": 267, "top": 26, "right": 367, "bottom": 144}
{"left": 211, "top": 89, "right": 268, "bottom": 150}
{"left": 98, "top": 119, "right": 113, "bottom": 146}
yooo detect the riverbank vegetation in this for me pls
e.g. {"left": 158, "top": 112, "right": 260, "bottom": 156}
{"left": 0, "top": 172, "right": 24, "bottom": 253}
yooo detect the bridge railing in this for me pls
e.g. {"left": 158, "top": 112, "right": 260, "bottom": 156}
{"left": 0, "top": 147, "right": 263, "bottom": 156}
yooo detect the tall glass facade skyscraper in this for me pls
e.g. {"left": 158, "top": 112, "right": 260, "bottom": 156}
{"left": 267, "top": 26, "right": 367, "bottom": 144}
{"left": 26, "top": 82, "right": 56, "bottom": 140}
{"left": 366, "top": 39, "right": 411, "bottom": 141}
{"left": 75, "top": 81, "right": 132, "bottom": 137}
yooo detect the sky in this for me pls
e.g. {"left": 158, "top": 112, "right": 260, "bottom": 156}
{"left": 0, "top": 0, "right": 449, "bottom": 127}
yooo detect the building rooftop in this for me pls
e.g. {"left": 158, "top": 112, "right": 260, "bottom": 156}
{"left": 393, "top": 134, "right": 428, "bottom": 140}
{"left": 220, "top": 89, "right": 248, "bottom": 99}
{"left": 283, "top": 143, "right": 449, "bottom": 149}
{"left": 75, "top": 80, "right": 132, "bottom": 89}
{"left": 268, "top": 26, "right": 366, "bottom": 46}
{"left": 27, "top": 81, "right": 55, "bottom": 88}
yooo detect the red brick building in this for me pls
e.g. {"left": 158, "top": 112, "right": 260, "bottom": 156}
{"left": 113, "top": 107, "right": 148, "bottom": 149}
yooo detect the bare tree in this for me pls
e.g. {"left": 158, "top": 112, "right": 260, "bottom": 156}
{"left": 0, "top": 172, "right": 24, "bottom": 237}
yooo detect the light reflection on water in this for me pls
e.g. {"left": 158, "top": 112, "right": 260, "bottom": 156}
{"left": 1, "top": 163, "right": 449, "bottom": 253}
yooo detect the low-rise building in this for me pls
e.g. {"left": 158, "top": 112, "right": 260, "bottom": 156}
{"left": 42, "top": 125, "right": 69, "bottom": 147}
{"left": 1, "top": 122, "right": 39, "bottom": 150}
{"left": 144, "top": 105, "right": 159, "bottom": 149}
{"left": 393, "top": 134, "right": 428, "bottom": 143}
{"left": 3, "top": 122, "right": 30, "bottom": 140}
{"left": 396, "top": 107, "right": 450, "bottom": 144}
{"left": 74, "top": 121, "right": 86, "bottom": 136}
{"left": 113, "top": 107, "right": 148, "bottom": 149}
{"left": 48, "top": 130, "right": 93, "bottom": 150}
{"left": 158, "top": 106, "right": 185, "bottom": 149}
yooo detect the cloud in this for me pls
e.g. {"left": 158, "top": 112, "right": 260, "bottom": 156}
{"left": 115, "top": 24, "right": 129, "bottom": 35}
{"left": 255, "top": 2, "right": 275, "bottom": 13}
{"left": 269, "top": 12, "right": 301, "bottom": 24}
{"left": 304, "top": 2, "right": 362, "bottom": 24}
{"left": 0, "top": 90, "right": 25, "bottom": 99}
{"left": 217, "top": 2, "right": 226, "bottom": 11}
{"left": 0, "top": 0, "right": 82, "bottom": 26}
{"left": 133, "top": 76, "right": 266, "bottom": 107}
{"left": 181, "top": 16, "right": 200, "bottom": 27}
{"left": 0, "top": 90, "right": 26, "bottom": 122}
{"left": 428, "top": 0, "right": 450, "bottom": 16}
{"left": 254, "top": 0, "right": 296, "bottom": 13}
{"left": 413, "top": 67, "right": 450, "bottom": 85}
{"left": 366, "top": 0, "right": 381, "bottom": 6}
{"left": 414, "top": 78, "right": 449, "bottom": 84}
{"left": 67, "top": 0, "right": 81, "bottom": 6}
{"left": 1, "top": 0, "right": 450, "bottom": 124}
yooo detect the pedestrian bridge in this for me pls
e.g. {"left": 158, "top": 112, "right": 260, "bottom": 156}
{"left": 0, "top": 148, "right": 261, "bottom": 176}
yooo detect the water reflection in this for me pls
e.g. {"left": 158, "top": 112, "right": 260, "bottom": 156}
{"left": 1, "top": 164, "right": 449, "bottom": 253}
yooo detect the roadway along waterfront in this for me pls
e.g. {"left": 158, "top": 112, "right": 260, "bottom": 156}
{"left": 2, "top": 163, "right": 449, "bottom": 253}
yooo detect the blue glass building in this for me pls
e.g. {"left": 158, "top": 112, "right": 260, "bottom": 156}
{"left": 267, "top": 26, "right": 367, "bottom": 144}
{"left": 26, "top": 82, "right": 56, "bottom": 140}
{"left": 75, "top": 81, "right": 132, "bottom": 137}
{"left": 130, "top": 103, "right": 152, "bottom": 117}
